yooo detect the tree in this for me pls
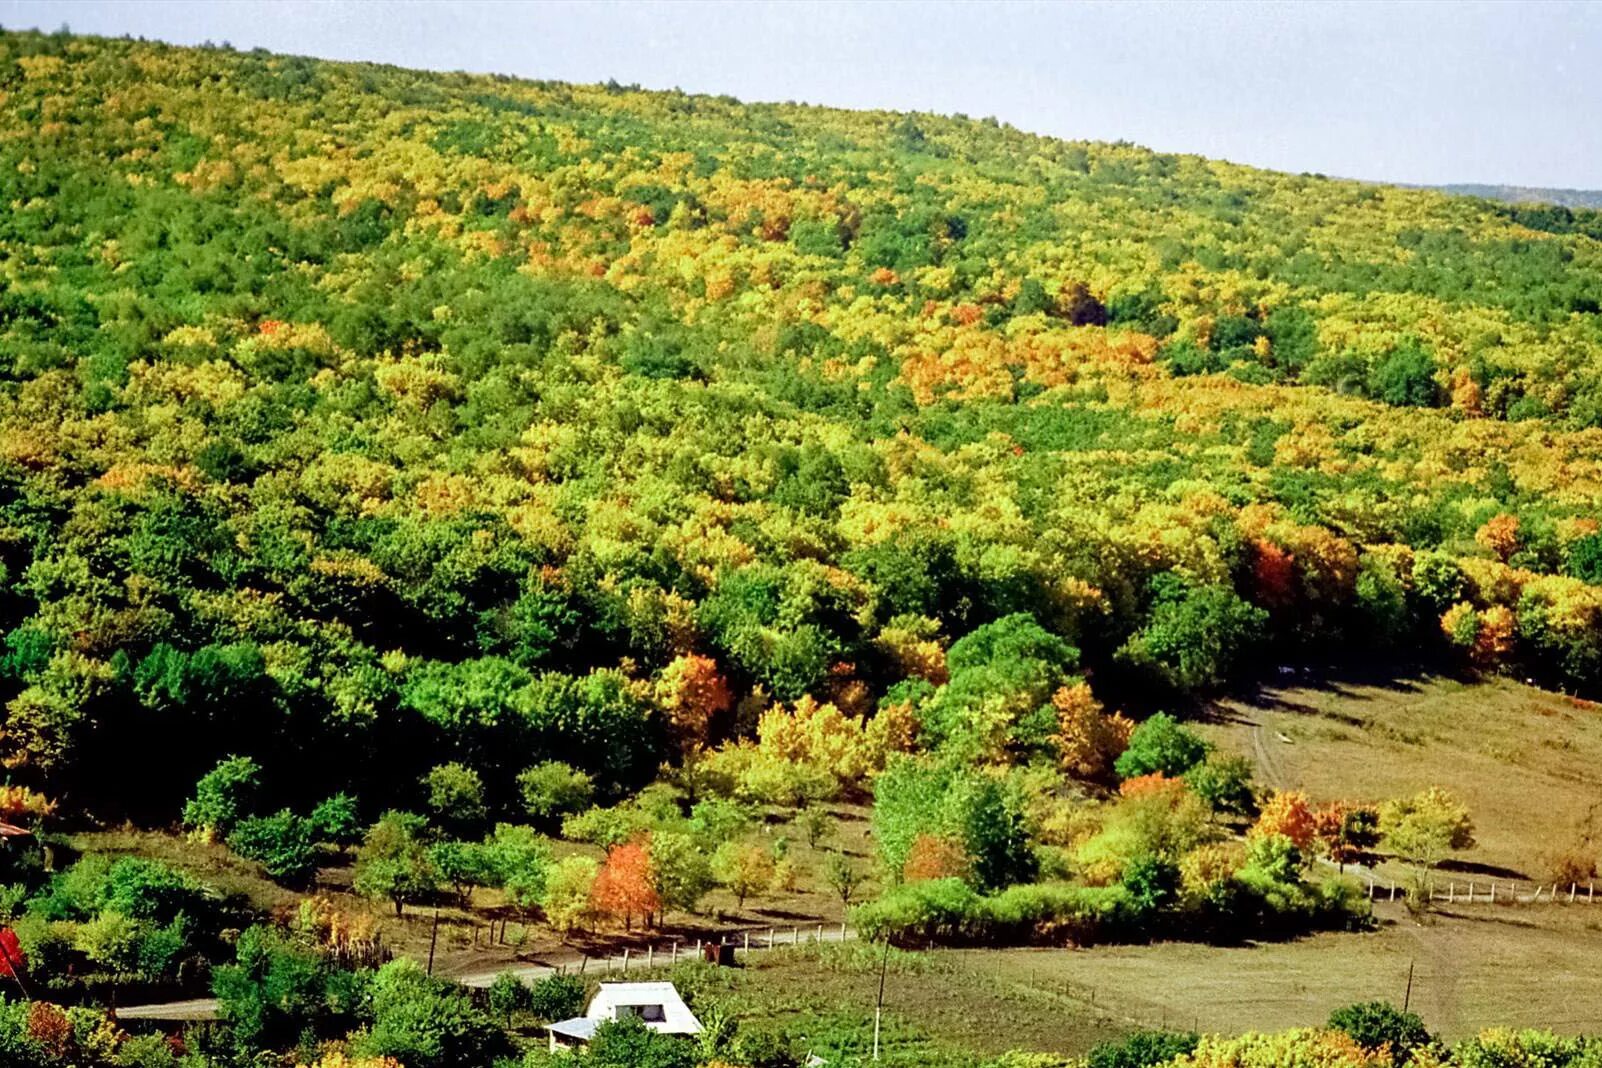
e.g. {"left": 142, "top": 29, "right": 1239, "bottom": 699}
{"left": 423, "top": 762, "right": 488, "bottom": 837}
{"left": 228, "top": 809, "right": 320, "bottom": 885}
{"left": 487, "top": 970, "right": 532, "bottom": 1029}
{"left": 1249, "top": 791, "right": 1318, "bottom": 851}
{"left": 654, "top": 653, "right": 734, "bottom": 754}
{"left": 1087, "top": 1031, "right": 1201, "bottom": 1068}
{"left": 1051, "top": 683, "right": 1134, "bottom": 784}
{"left": 1117, "top": 583, "right": 1267, "bottom": 692}
{"left": 591, "top": 841, "right": 659, "bottom": 930}
{"left": 528, "top": 973, "right": 585, "bottom": 1022}
{"left": 517, "top": 761, "right": 595, "bottom": 827}
{"left": 798, "top": 805, "right": 835, "bottom": 849}
{"left": 1379, "top": 788, "right": 1474, "bottom": 866}
{"left": 482, "top": 824, "right": 552, "bottom": 915}
{"left": 1115, "top": 713, "right": 1210, "bottom": 780}
{"left": 309, "top": 793, "right": 363, "bottom": 854}
{"left": 428, "top": 840, "right": 495, "bottom": 906}
{"left": 1314, "top": 802, "right": 1379, "bottom": 870}
{"left": 1367, "top": 339, "right": 1441, "bottom": 407}
{"left": 542, "top": 855, "right": 599, "bottom": 939}
{"left": 352, "top": 811, "right": 438, "bottom": 916}
{"left": 1327, "top": 1001, "right": 1431, "bottom": 1059}
{"left": 182, "top": 756, "right": 262, "bottom": 841}
{"left": 648, "top": 830, "right": 714, "bottom": 918}
{"left": 711, "top": 841, "right": 775, "bottom": 908}
{"left": 1184, "top": 755, "right": 1257, "bottom": 816}
{"left": 586, "top": 1016, "right": 695, "bottom": 1068}
{"left": 355, "top": 958, "right": 507, "bottom": 1068}
{"left": 824, "top": 852, "right": 863, "bottom": 908}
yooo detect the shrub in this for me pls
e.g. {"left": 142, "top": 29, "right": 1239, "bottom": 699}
{"left": 1114, "top": 714, "right": 1210, "bottom": 780}
{"left": 1327, "top": 1001, "right": 1431, "bottom": 1060}
{"left": 309, "top": 793, "right": 363, "bottom": 852}
{"left": 1087, "top": 1030, "right": 1201, "bottom": 1068}
{"left": 423, "top": 762, "right": 488, "bottom": 837}
{"left": 182, "top": 756, "right": 261, "bottom": 840}
{"left": 528, "top": 972, "right": 585, "bottom": 1021}
{"left": 228, "top": 809, "right": 320, "bottom": 884}
{"left": 517, "top": 761, "right": 595, "bottom": 826}
{"left": 1184, "top": 755, "right": 1257, "bottom": 816}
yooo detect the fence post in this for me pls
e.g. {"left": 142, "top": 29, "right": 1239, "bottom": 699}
{"left": 1390, "top": 884, "right": 1397, "bottom": 902}
{"left": 768, "top": 927, "right": 775, "bottom": 948}
{"left": 623, "top": 948, "right": 631, "bottom": 974}
{"left": 647, "top": 944, "right": 654, "bottom": 968}
{"left": 840, "top": 921, "right": 848, "bottom": 940}
{"left": 672, "top": 941, "right": 679, "bottom": 964}
{"left": 579, "top": 955, "right": 588, "bottom": 974}
{"left": 793, "top": 926, "right": 800, "bottom": 945}
{"left": 1367, "top": 876, "right": 1375, "bottom": 899}
{"left": 1468, "top": 881, "right": 1475, "bottom": 904}
{"left": 817, "top": 923, "right": 824, "bottom": 943}
{"left": 1571, "top": 883, "right": 1578, "bottom": 904}
{"left": 1448, "top": 882, "right": 1455, "bottom": 904}
{"left": 695, "top": 938, "right": 702, "bottom": 957}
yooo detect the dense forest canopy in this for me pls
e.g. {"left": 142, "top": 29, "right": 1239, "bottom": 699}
{"left": 4, "top": 28, "right": 1602, "bottom": 820}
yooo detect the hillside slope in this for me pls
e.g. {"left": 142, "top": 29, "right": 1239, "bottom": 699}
{"left": 4, "top": 30, "right": 1602, "bottom": 815}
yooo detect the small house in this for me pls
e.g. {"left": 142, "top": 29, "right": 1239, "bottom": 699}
{"left": 547, "top": 981, "right": 702, "bottom": 1052}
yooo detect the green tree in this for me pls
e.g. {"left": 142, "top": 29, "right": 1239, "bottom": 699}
{"left": 487, "top": 970, "right": 532, "bottom": 1029}
{"left": 353, "top": 811, "right": 438, "bottom": 916}
{"left": 355, "top": 958, "right": 507, "bottom": 1068}
{"left": 424, "top": 762, "right": 488, "bottom": 837}
{"left": 649, "top": 830, "right": 715, "bottom": 916}
{"left": 181, "top": 756, "right": 261, "bottom": 841}
{"left": 228, "top": 809, "right": 320, "bottom": 885}
{"left": 1115, "top": 713, "right": 1210, "bottom": 780}
{"left": 1368, "top": 339, "right": 1441, "bottom": 407}
{"left": 309, "top": 793, "right": 363, "bottom": 853}
{"left": 517, "top": 761, "right": 595, "bottom": 827}
{"left": 1328, "top": 1001, "right": 1431, "bottom": 1060}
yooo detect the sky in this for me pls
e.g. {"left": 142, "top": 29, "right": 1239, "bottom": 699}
{"left": 3, "top": 0, "right": 1599, "bottom": 190}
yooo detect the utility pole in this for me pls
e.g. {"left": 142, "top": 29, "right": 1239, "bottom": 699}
{"left": 426, "top": 909, "right": 440, "bottom": 976}
{"left": 873, "top": 938, "right": 889, "bottom": 1061}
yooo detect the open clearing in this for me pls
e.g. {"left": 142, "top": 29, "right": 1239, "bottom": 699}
{"left": 1198, "top": 673, "right": 1602, "bottom": 881}
{"left": 725, "top": 903, "right": 1602, "bottom": 1062}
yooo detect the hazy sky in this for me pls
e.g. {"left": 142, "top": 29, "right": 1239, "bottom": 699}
{"left": 4, "top": 0, "right": 1599, "bottom": 190}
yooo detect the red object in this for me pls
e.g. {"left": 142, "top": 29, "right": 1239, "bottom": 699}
{"left": 0, "top": 929, "right": 25, "bottom": 977}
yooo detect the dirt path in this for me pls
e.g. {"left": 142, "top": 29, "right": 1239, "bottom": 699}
{"left": 1250, "top": 718, "right": 1290, "bottom": 791}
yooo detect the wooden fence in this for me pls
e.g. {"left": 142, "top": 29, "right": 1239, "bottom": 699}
{"left": 460, "top": 921, "right": 853, "bottom": 988}
{"left": 1366, "top": 876, "right": 1599, "bottom": 905}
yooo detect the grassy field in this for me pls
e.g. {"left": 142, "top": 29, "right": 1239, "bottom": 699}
{"left": 1197, "top": 672, "right": 1602, "bottom": 882}
{"left": 706, "top": 901, "right": 1602, "bottom": 1061}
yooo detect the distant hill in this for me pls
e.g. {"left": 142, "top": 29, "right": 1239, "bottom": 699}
{"left": 1429, "top": 183, "right": 1602, "bottom": 210}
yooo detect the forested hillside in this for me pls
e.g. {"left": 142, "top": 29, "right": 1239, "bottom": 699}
{"left": 4, "top": 27, "right": 1602, "bottom": 825}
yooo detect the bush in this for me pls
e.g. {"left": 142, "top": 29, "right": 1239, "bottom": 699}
{"left": 1114, "top": 714, "right": 1210, "bottom": 780}
{"left": 1087, "top": 1030, "right": 1201, "bottom": 1068}
{"left": 309, "top": 793, "right": 363, "bottom": 851}
{"left": 182, "top": 756, "right": 262, "bottom": 840}
{"left": 228, "top": 809, "right": 320, "bottom": 884}
{"left": 529, "top": 972, "right": 585, "bottom": 1021}
{"left": 423, "top": 762, "right": 488, "bottom": 837}
{"left": 1184, "top": 755, "right": 1257, "bottom": 816}
{"left": 517, "top": 761, "right": 595, "bottom": 826}
{"left": 1327, "top": 1001, "right": 1430, "bottom": 1059}
{"left": 355, "top": 958, "right": 507, "bottom": 1068}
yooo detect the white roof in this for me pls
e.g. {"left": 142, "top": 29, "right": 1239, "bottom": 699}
{"left": 585, "top": 981, "right": 702, "bottom": 1035}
